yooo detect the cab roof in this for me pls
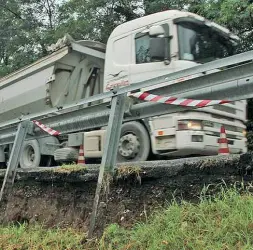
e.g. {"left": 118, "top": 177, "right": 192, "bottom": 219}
{"left": 109, "top": 10, "right": 238, "bottom": 41}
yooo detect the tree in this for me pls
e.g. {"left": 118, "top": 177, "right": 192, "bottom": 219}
{"left": 188, "top": 0, "right": 253, "bottom": 52}
{"left": 143, "top": 0, "right": 188, "bottom": 14}
{"left": 57, "top": 0, "right": 142, "bottom": 43}
{"left": 0, "top": 0, "right": 62, "bottom": 77}
{"left": 2, "top": 0, "right": 253, "bottom": 75}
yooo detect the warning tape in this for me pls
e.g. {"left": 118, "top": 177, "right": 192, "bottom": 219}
{"left": 33, "top": 120, "right": 61, "bottom": 136}
{"left": 130, "top": 92, "right": 230, "bottom": 107}
{"left": 32, "top": 92, "right": 229, "bottom": 136}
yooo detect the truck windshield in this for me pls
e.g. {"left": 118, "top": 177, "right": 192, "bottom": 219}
{"left": 177, "top": 22, "right": 235, "bottom": 63}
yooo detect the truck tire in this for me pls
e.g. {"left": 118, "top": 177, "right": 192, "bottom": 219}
{"left": 117, "top": 121, "right": 150, "bottom": 163}
{"left": 20, "top": 140, "right": 41, "bottom": 169}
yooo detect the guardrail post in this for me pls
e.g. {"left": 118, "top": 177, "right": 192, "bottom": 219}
{"left": 88, "top": 92, "right": 126, "bottom": 238}
{"left": 0, "top": 120, "right": 31, "bottom": 202}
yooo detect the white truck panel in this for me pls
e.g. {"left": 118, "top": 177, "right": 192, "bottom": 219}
{"left": 0, "top": 66, "right": 54, "bottom": 121}
{"left": 0, "top": 43, "right": 105, "bottom": 122}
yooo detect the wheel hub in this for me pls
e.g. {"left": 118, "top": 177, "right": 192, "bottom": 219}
{"left": 26, "top": 146, "right": 35, "bottom": 163}
{"left": 118, "top": 134, "right": 140, "bottom": 159}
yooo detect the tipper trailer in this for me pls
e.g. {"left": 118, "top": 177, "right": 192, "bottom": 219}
{"left": 0, "top": 10, "right": 247, "bottom": 168}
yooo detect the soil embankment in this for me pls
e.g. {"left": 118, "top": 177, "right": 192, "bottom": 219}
{"left": 0, "top": 154, "right": 252, "bottom": 236}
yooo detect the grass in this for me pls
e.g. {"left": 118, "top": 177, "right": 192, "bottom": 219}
{"left": 115, "top": 165, "right": 142, "bottom": 184}
{"left": 1, "top": 188, "right": 253, "bottom": 249}
{"left": 99, "top": 188, "right": 253, "bottom": 250}
{"left": 116, "top": 166, "right": 141, "bottom": 178}
{"left": 0, "top": 223, "right": 86, "bottom": 250}
{"left": 53, "top": 163, "right": 86, "bottom": 174}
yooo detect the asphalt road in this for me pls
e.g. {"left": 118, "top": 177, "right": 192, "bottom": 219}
{"left": 0, "top": 154, "right": 240, "bottom": 178}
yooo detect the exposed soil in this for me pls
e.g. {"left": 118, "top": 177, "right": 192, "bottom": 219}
{"left": 0, "top": 154, "right": 253, "bottom": 237}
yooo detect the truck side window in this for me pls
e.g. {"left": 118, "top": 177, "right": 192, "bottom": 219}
{"left": 135, "top": 30, "right": 169, "bottom": 64}
{"left": 135, "top": 34, "right": 151, "bottom": 64}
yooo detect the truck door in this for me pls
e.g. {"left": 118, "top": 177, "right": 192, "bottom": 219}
{"left": 129, "top": 22, "right": 178, "bottom": 92}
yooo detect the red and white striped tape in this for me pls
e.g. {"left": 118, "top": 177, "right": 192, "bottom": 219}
{"left": 32, "top": 92, "right": 228, "bottom": 136}
{"left": 33, "top": 120, "right": 61, "bottom": 136}
{"left": 130, "top": 92, "right": 230, "bottom": 108}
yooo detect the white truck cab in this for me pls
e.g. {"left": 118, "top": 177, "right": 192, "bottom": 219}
{"left": 104, "top": 10, "right": 238, "bottom": 90}
{"left": 102, "top": 10, "right": 246, "bottom": 161}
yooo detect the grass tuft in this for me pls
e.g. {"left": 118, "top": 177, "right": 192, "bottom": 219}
{"left": 54, "top": 163, "right": 86, "bottom": 174}
{"left": 116, "top": 165, "right": 142, "bottom": 184}
{"left": 116, "top": 165, "right": 141, "bottom": 177}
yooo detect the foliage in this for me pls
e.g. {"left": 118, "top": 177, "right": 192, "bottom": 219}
{"left": 247, "top": 120, "right": 253, "bottom": 151}
{"left": 192, "top": 0, "right": 253, "bottom": 52}
{"left": 116, "top": 165, "right": 141, "bottom": 178}
{"left": 100, "top": 188, "right": 253, "bottom": 250}
{"left": 0, "top": 0, "right": 62, "bottom": 77}
{"left": 143, "top": 0, "right": 187, "bottom": 14}
{"left": 57, "top": 0, "right": 142, "bottom": 43}
{"left": 1, "top": 0, "right": 253, "bottom": 76}
{"left": 247, "top": 131, "right": 253, "bottom": 151}
{"left": 54, "top": 163, "right": 86, "bottom": 173}
{"left": 0, "top": 0, "right": 144, "bottom": 76}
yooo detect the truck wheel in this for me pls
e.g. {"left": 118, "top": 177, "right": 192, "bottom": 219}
{"left": 117, "top": 121, "right": 150, "bottom": 163}
{"left": 20, "top": 140, "right": 41, "bottom": 169}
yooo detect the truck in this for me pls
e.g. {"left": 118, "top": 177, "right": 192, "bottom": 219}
{"left": 0, "top": 10, "right": 247, "bottom": 168}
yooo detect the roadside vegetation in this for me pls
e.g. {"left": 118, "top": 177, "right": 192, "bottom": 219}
{"left": 100, "top": 187, "right": 253, "bottom": 249}
{"left": 0, "top": 224, "right": 85, "bottom": 250}
{"left": 53, "top": 163, "right": 86, "bottom": 174}
{"left": 1, "top": 187, "right": 253, "bottom": 249}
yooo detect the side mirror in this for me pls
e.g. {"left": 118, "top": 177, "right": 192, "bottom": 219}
{"left": 150, "top": 37, "right": 165, "bottom": 61}
{"left": 149, "top": 25, "right": 165, "bottom": 37}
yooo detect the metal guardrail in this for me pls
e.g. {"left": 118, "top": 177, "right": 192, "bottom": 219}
{"left": 1, "top": 49, "right": 253, "bottom": 236}
{"left": 0, "top": 49, "right": 252, "bottom": 128}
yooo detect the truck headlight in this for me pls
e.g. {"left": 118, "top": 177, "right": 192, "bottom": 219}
{"left": 178, "top": 120, "right": 202, "bottom": 130}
